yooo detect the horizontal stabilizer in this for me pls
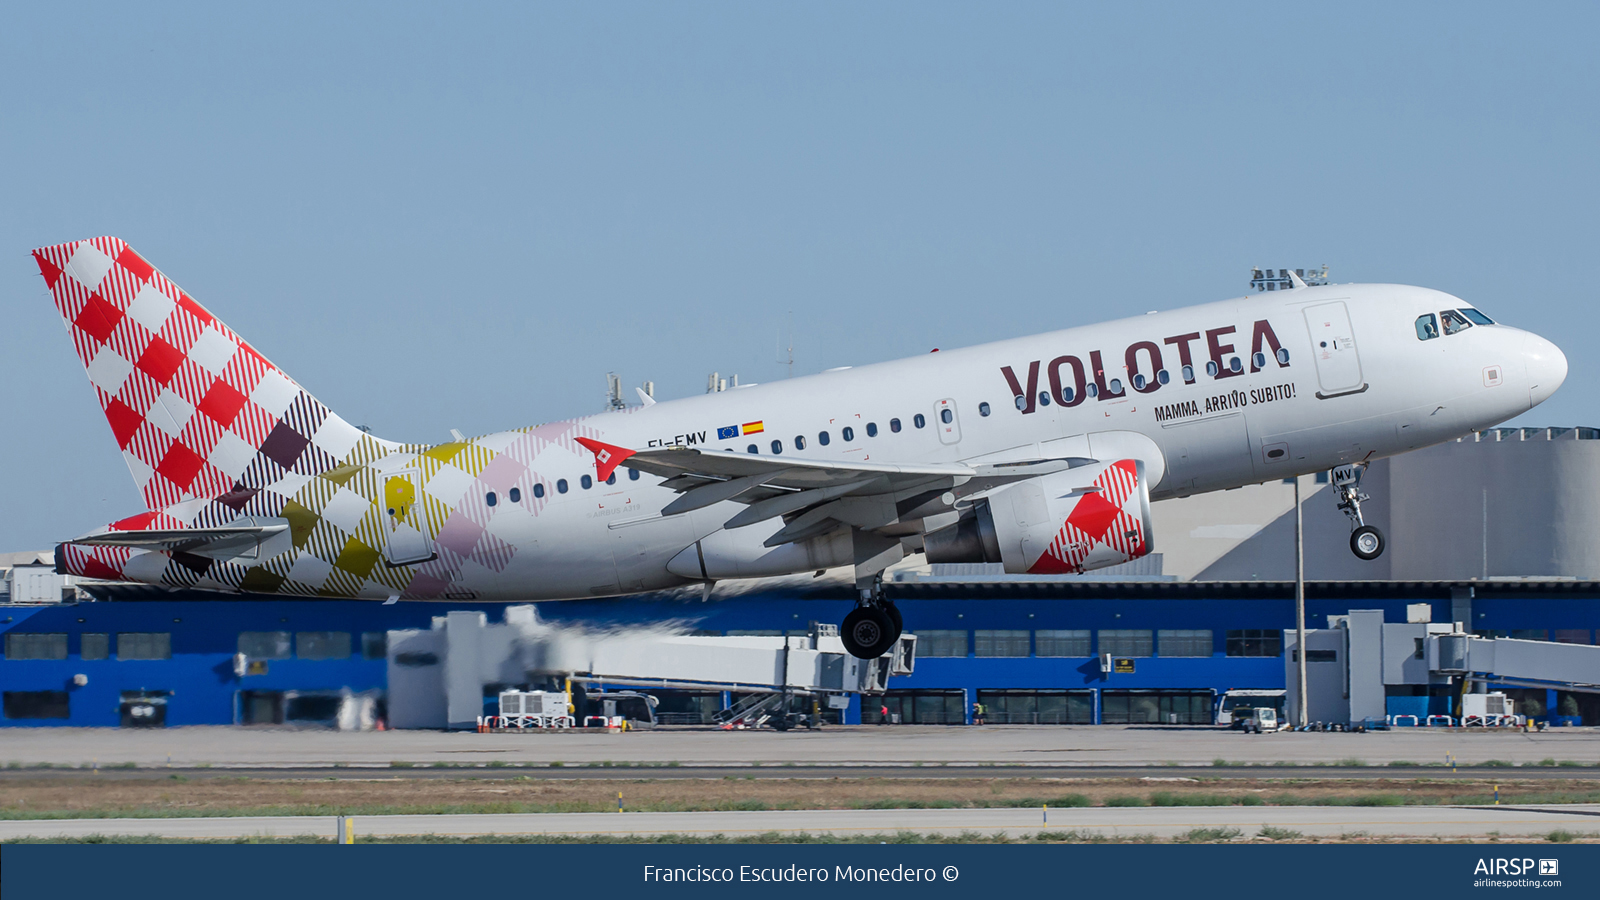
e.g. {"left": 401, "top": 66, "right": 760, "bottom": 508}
{"left": 69, "top": 519, "right": 289, "bottom": 560}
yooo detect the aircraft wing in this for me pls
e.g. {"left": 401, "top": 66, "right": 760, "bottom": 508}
{"left": 69, "top": 520, "right": 289, "bottom": 560}
{"left": 576, "top": 438, "right": 1094, "bottom": 546}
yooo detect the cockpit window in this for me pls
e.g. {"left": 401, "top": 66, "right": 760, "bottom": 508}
{"left": 1459, "top": 308, "right": 1494, "bottom": 326}
{"left": 1441, "top": 309, "right": 1472, "bottom": 336}
{"left": 1415, "top": 314, "right": 1439, "bottom": 341}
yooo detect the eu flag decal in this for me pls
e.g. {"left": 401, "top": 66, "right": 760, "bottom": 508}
{"left": 716, "top": 425, "right": 739, "bottom": 440}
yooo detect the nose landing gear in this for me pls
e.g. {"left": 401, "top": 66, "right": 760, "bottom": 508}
{"left": 1333, "top": 463, "right": 1386, "bottom": 561}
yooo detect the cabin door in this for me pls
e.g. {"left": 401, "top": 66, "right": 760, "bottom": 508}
{"left": 1303, "top": 301, "right": 1367, "bottom": 398}
{"left": 381, "top": 469, "right": 435, "bottom": 566}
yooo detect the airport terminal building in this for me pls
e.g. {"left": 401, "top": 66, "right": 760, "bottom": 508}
{"left": 5, "top": 427, "right": 1600, "bottom": 729}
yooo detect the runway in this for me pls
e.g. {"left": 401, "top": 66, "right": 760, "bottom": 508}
{"left": 5, "top": 764, "right": 1591, "bottom": 783}
{"left": 3, "top": 804, "right": 1597, "bottom": 842}
{"left": 4, "top": 725, "right": 1595, "bottom": 770}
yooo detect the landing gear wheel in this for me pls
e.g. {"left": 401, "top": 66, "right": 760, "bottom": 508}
{"left": 1350, "top": 525, "right": 1385, "bottom": 561}
{"left": 883, "top": 601, "right": 903, "bottom": 636}
{"left": 842, "top": 606, "right": 897, "bottom": 659}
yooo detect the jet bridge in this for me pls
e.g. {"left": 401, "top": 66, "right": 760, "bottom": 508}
{"left": 1287, "top": 608, "right": 1600, "bottom": 726}
{"left": 385, "top": 605, "right": 915, "bottom": 730}
{"left": 1430, "top": 632, "right": 1600, "bottom": 695}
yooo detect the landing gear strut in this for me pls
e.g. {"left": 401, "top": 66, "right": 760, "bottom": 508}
{"left": 841, "top": 576, "right": 902, "bottom": 659}
{"left": 1332, "top": 463, "right": 1386, "bottom": 561}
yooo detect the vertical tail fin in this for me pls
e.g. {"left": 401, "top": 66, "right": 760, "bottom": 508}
{"left": 32, "top": 237, "right": 391, "bottom": 510}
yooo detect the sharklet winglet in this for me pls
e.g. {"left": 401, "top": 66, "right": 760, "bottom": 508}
{"left": 574, "top": 437, "right": 636, "bottom": 482}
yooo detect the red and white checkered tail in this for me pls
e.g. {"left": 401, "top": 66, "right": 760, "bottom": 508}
{"left": 32, "top": 237, "right": 378, "bottom": 510}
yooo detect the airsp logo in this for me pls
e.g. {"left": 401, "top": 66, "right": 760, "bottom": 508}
{"left": 1473, "top": 858, "right": 1556, "bottom": 876}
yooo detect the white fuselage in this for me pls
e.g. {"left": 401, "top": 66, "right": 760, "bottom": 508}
{"left": 396, "top": 283, "right": 1563, "bottom": 600}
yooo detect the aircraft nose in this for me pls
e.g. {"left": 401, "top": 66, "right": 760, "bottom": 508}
{"left": 1523, "top": 332, "right": 1568, "bottom": 409}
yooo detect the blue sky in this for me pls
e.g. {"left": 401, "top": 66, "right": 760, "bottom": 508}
{"left": 3, "top": 3, "right": 1596, "bottom": 549}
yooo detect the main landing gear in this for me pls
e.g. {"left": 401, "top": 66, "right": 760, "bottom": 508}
{"left": 1332, "top": 463, "right": 1386, "bottom": 561}
{"left": 841, "top": 576, "right": 903, "bottom": 659}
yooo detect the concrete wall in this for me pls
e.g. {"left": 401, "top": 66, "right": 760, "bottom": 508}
{"left": 1165, "top": 428, "right": 1600, "bottom": 581}
{"left": 1284, "top": 627, "right": 1349, "bottom": 725}
{"left": 1174, "top": 471, "right": 1392, "bottom": 581}
{"left": 1346, "top": 610, "right": 1386, "bottom": 724}
{"left": 1389, "top": 430, "right": 1600, "bottom": 579}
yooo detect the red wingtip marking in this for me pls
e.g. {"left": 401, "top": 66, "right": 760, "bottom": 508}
{"left": 574, "top": 437, "right": 636, "bottom": 482}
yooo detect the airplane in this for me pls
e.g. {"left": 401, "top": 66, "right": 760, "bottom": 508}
{"left": 32, "top": 237, "right": 1567, "bottom": 658}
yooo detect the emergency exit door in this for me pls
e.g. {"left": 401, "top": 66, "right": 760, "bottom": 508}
{"left": 1303, "top": 301, "right": 1367, "bottom": 398}
{"left": 381, "top": 469, "right": 435, "bottom": 566}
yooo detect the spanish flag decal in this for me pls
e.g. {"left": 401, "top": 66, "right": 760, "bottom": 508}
{"left": 741, "top": 421, "right": 764, "bottom": 435}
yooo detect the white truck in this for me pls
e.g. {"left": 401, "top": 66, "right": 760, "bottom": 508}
{"left": 1239, "top": 707, "right": 1280, "bottom": 734}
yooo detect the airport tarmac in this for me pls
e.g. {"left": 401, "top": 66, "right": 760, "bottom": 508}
{"left": 6, "top": 764, "right": 1593, "bottom": 782}
{"left": 3, "top": 804, "right": 1597, "bottom": 841}
{"left": 2, "top": 725, "right": 1595, "bottom": 769}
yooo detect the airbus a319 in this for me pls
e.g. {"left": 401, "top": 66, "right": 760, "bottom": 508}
{"left": 33, "top": 238, "right": 1566, "bottom": 657}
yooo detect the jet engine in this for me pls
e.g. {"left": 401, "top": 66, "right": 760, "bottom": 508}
{"left": 924, "top": 459, "right": 1153, "bottom": 574}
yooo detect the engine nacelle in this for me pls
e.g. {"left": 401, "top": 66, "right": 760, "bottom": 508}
{"left": 925, "top": 459, "right": 1153, "bottom": 574}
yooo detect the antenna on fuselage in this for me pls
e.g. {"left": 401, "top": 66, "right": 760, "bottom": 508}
{"left": 1250, "top": 266, "right": 1329, "bottom": 292}
{"left": 777, "top": 312, "right": 794, "bottom": 378}
{"left": 605, "top": 372, "right": 626, "bottom": 411}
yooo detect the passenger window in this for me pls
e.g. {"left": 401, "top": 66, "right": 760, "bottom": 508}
{"left": 1109, "top": 378, "right": 1124, "bottom": 393}
{"left": 866, "top": 422, "right": 878, "bottom": 436}
{"left": 939, "top": 409, "right": 953, "bottom": 424}
{"left": 508, "top": 487, "right": 521, "bottom": 503}
{"left": 581, "top": 475, "right": 592, "bottom": 489}
{"left": 771, "top": 439, "right": 783, "bottom": 454}
{"left": 1062, "top": 385, "right": 1075, "bottom": 403}
{"left": 1014, "top": 395, "right": 1027, "bottom": 410}
{"left": 1087, "top": 382, "right": 1099, "bottom": 398}
{"left": 606, "top": 473, "right": 616, "bottom": 485}
{"left": 1227, "top": 358, "right": 1242, "bottom": 373}
{"left": 534, "top": 483, "right": 546, "bottom": 498}
{"left": 795, "top": 435, "right": 807, "bottom": 450}
{"left": 979, "top": 403, "right": 991, "bottom": 417}
{"left": 1157, "top": 369, "right": 1170, "bottom": 385}
{"left": 842, "top": 426, "right": 855, "bottom": 441}
{"left": 1276, "top": 348, "right": 1290, "bottom": 364}
{"left": 628, "top": 469, "right": 639, "bottom": 481}
{"left": 1415, "top": 314, "right": 1439, "bottom": 340}
{"left": 1133, "top": 374, "right": 1146, "bottom": 390}
{"left": 889, "top": 419, "right": 901, "bottom": 433}
{"left": 556, "top": 479, "right": 568, "bottom": 494}
{"left": 1205, "top": 360, "right": 1219, "bottom": 377}
{"left": 747, "top": 444, "right": 759, "bottom": 454}
{"left": 819, "top": 431, "right": 831, "bottom": 446}
{"left": 913, "top": 414, "right": 926, "bottom": 429}
{"left": 1460, "top": 308, "right": 1494, "bottom": 325}
{"left": 486, "top": 492, "right": 497, "bottom": 507}
{"left": 1038, "top": 391, "right": 1051, "bottom": 407}
{"left": 1252, "top": 352, "right": 1266, "bottom": 369}
{"left": 1182, "top": 364, "right": 1195, "bottom": 383}
{"left": 1441, "top": 309, "right": 1472, "bottom": 335}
